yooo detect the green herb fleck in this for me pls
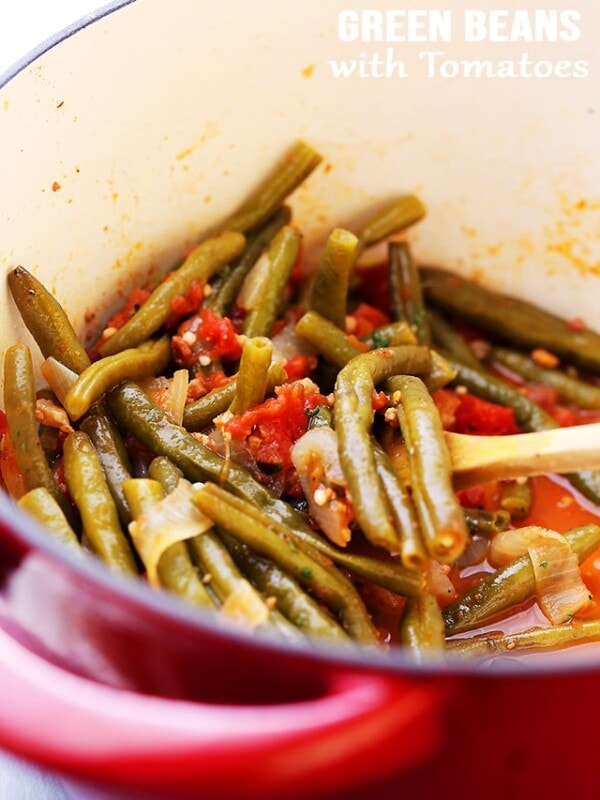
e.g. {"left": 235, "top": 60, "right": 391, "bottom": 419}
{"left": 539, "top": 561, "right": 549, "bottom": 569}
{"left": 300, "top": 567, "right": 313, "bottom": 580}
{"left": 370, "top": 330, "right": 390, "bottom": 349}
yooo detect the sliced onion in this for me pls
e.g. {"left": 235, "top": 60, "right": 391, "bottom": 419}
{"left": 40, "top": 357, "right": 78, "bottom": 406}
{"left": 271, "top": 322, "right": 316, "bottom": 364}
{"left": 291, "top": 427, "right": 353, "bottom": 547}
{"left": 236, "top": 251, "right": 271, "bottom": 311}
{"left": 138, "top": 369, "right": 188, "bottom": 425}
{"left": 129, "top": 479, "right": 212, "bottom": 586}
{"left": 490, "top": 525, "right": 591, "bottom": 624}
{"left": 220, "top": 578, "right": 270, "bottom": 630}
{"left": 427, "top": 559, "right": 457, "bottom": 601}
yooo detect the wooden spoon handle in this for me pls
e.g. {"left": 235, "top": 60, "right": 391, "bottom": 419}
{"left": 446, "top": 422, "right": 600, "bottom": 490}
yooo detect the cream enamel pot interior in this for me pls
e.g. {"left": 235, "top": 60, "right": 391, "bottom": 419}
{"left": 1, "top": 1, "right": 600, "bottom": 798}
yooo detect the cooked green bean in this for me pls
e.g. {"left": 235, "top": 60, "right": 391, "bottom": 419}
{"left": 444, "top": 524, "right": 600, "bottom": 635}
{"left": 80, "top": 412, "right": 134, "bottom": 528}
{"left": 8, "top": 266, "right": 91, "bottom": 373}
{"left": 491, "top": 345, "right": 600, "bottom": 409}
{"left": 447, "top": 619, "right": 600, "bottom": 658}
{"left": 423, "top": 266, "right": 600, "bottom": 373}
{"left": 148, "top": 456, "right": 183, "bottom": 494}
{"left": 295, "top": 310, "right": 364, "bottom": 368}
{"left": 215, "top": 141, "right": 322, "bottom": 234}
{"left": 229, "top": 337, "right": 272, "bottom": 415}
{"left": 355, "top": 196, "right": 426, "bottom": 251}
{"left": 183, "top": 363, "right": 286, "bottom": 431}
{"left": 399, "top": 593, "right": 445, "bottom": 658}
{"left": 224, "top": 534, "right": 349, "bottom": 642}
{"left": 122, "top": 477, "right": 215, "bottom": 608}
{"left": 373, "top": 445, "right": 427, "bottom": 570}
{"left": 463, "top": 507, "right": 511, "bottom": 536}
{"left": 63, "top": 431, "right": 137, "bottom": 574}
{"left": 242, "top": 226, "right": 302, "bottom": 338}
{"left": 64, "top": 337, "right": 171, "bottom": 420}
{"left": 309, "top": 228, "right": 358, "bottom": 329}
{"left": 389, "top": 241, "right": 430, "bottom": 344}
{"left": 360, "top": 321, "right": 417, "bottom": 349}
{"left": 99, "top": 231, "right": 245, "bottom": 356}
{"left": 4, "top": 344, "right": 76, "bottom": 525}
{"left": 17, "top": 487, "right": 81, "bottom": 555}
{"left": 387, "top": 375, "right": 468, "bottom": 564}
{"left": 499, "top": 478, "right": 533, "bottom": 520}
{"left": 206, "top": 206, "right": 292, "bottom": 315}
{"left": 427, "top": 307, "right": 481, "bottom": 371}
{"left": 193, "top": 483, "right": 379, "bottom": 643}
{"left": 334, "top": 346, "right": 432, "bottom": 552}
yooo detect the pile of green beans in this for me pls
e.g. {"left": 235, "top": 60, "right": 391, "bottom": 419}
{"left": 4, "top": 141, "right": 600, "bottom": 662}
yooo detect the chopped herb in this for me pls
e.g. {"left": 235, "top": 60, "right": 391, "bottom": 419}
{"left": 300, "top": 567, "right": 313, "bottom": 580}
{"left": 305, "top": 406, "right": 320, "bottom": 418}
{"left": 370, "top": 330, "right": 390, "bottom": 349}
{"left": 539, "top": 561, "right": 549, "bottom": 569}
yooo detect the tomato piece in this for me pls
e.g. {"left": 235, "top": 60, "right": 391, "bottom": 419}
{"left": 224, "top": 382, "right": 328, "bottom": 496}
{"left": 165, "top": 279, "right": 205, "bottom": 330}
{"left": 453, "top": 392, "right": 519, "bottom": 436}
{"left": 283, "top": 355, "right": 318, "bottom": 382}
{"left": 172, "top": 308, "right": 242, "bottom": 370}
{"left": 346, "top": 303, "right": 389, "bottom": 337}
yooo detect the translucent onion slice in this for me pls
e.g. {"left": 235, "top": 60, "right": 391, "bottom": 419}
{"left": 138, "top": 369, "right": 188, "bottom": 426}
{"left": 490, "top": 525, "right": 592, "bottom": 624}
{"left": 291, "top": 427, "right": 353, "bottom": 547}
{"left": 41, "top": 357, "right": 78, "bottom": 406}
{"left": 129, "top": 479, "right": 212, "bottom": 586}
{"left": 220, "top": 578, "right": 270, "bottom": 630}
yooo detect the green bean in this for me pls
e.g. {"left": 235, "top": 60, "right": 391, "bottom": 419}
{"left": 447, "top": 619, "right": 600, "bottom": 658}
{"left": 441, "top": 350, "right": 556, "bottom": 431}
{"left": 399, "top": 593, "right": 446, "bottom": 658}
{"left": 387, "top": 375, "right": 468, "bottom": 564}
{"left": 215, "top": 141, "right": 322, "bottom": 234}
{"left": 122, "top": 477, "right": 215, "bottom": 608}
{"left": 360, "top": 321, "right": 416, "bottom": 349}
{"left": 443, "top": 524, "right": 600, "bottom": 635}
{"left": 295, "top": 310, "right": 364, "bottom": 368}
{"left": 99, "top": 231, "right": 245, "bottom": 356}
{"left": 422, "top": 266, "right": 600, "bottom": 373}
{"left": 193, "top": 483, "right": 379, "bottom": 643}
{"left": 17, "top": 487, "right": 81, "bottom": 555}
{"left": 426, "top": 349, "right": 458, "bottom": 392}
{"left": 8, "top": 266, "right": 91, "bottom": 373}
{"left": 224, "top": 535, "right": 349, "bottom": 642}
{"left": 355, "top": 196, "right": 426, "bottom": 251}
{"left": 427, "top": 308, "right": 481, "bottom": 371}
{"left": 334, "top": 346, "right": 433, "bottom": 552}
{"left": 309, "top": 228, "right": 358, "bottom": 329}
{"left": 182, "top": 363, "right": 286, "bottom": 431}
{"left": 372, "top": 445, "right": 427, "bottom": 570}
{"left": 242, "top": 227, "right": 302, "bottom": 338}
{"left": 441, "top": 352, "right": 600, "bottom": 504}
{"left": 491, "top": 346, "right": 600, "bottom": 409}
{"left": 499, "top": 478, "right": 533, "bottom": 520}
{"left": 64, "top": 337, "right": 171, "bottom": 420}
{"left": 229, "top": 337, "right": 272, "bottom": 415}
{"left": 389, "top": 241, "right": 430, "bottom": 344}
{"left": 206, "top": 207, "right": 292, "bottom": 316}
{"left": 463, "top": 507, "right": 511, "bottom": 536}
{"left": 3, "top": 344, "right": 76, "bottom": 525}
{"left": 148, "top": 456, "right": 183, "bottom": 494}
{"left": 108, "top": 381, "right": 425, "bottom": 596}
{"left": 80, "top": 412, "right": 134, "bottom": 528}
{"left": 63, "top": 431, "right": 137, "bottom": 574}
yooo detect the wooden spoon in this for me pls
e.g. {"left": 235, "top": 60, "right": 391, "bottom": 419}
{"left": 447, "top": 422, "right": 600, "bottom": 490}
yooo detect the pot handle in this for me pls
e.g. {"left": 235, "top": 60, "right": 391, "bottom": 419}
{"left": 0, "top": 627, "right": 445, "bottom": 799}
